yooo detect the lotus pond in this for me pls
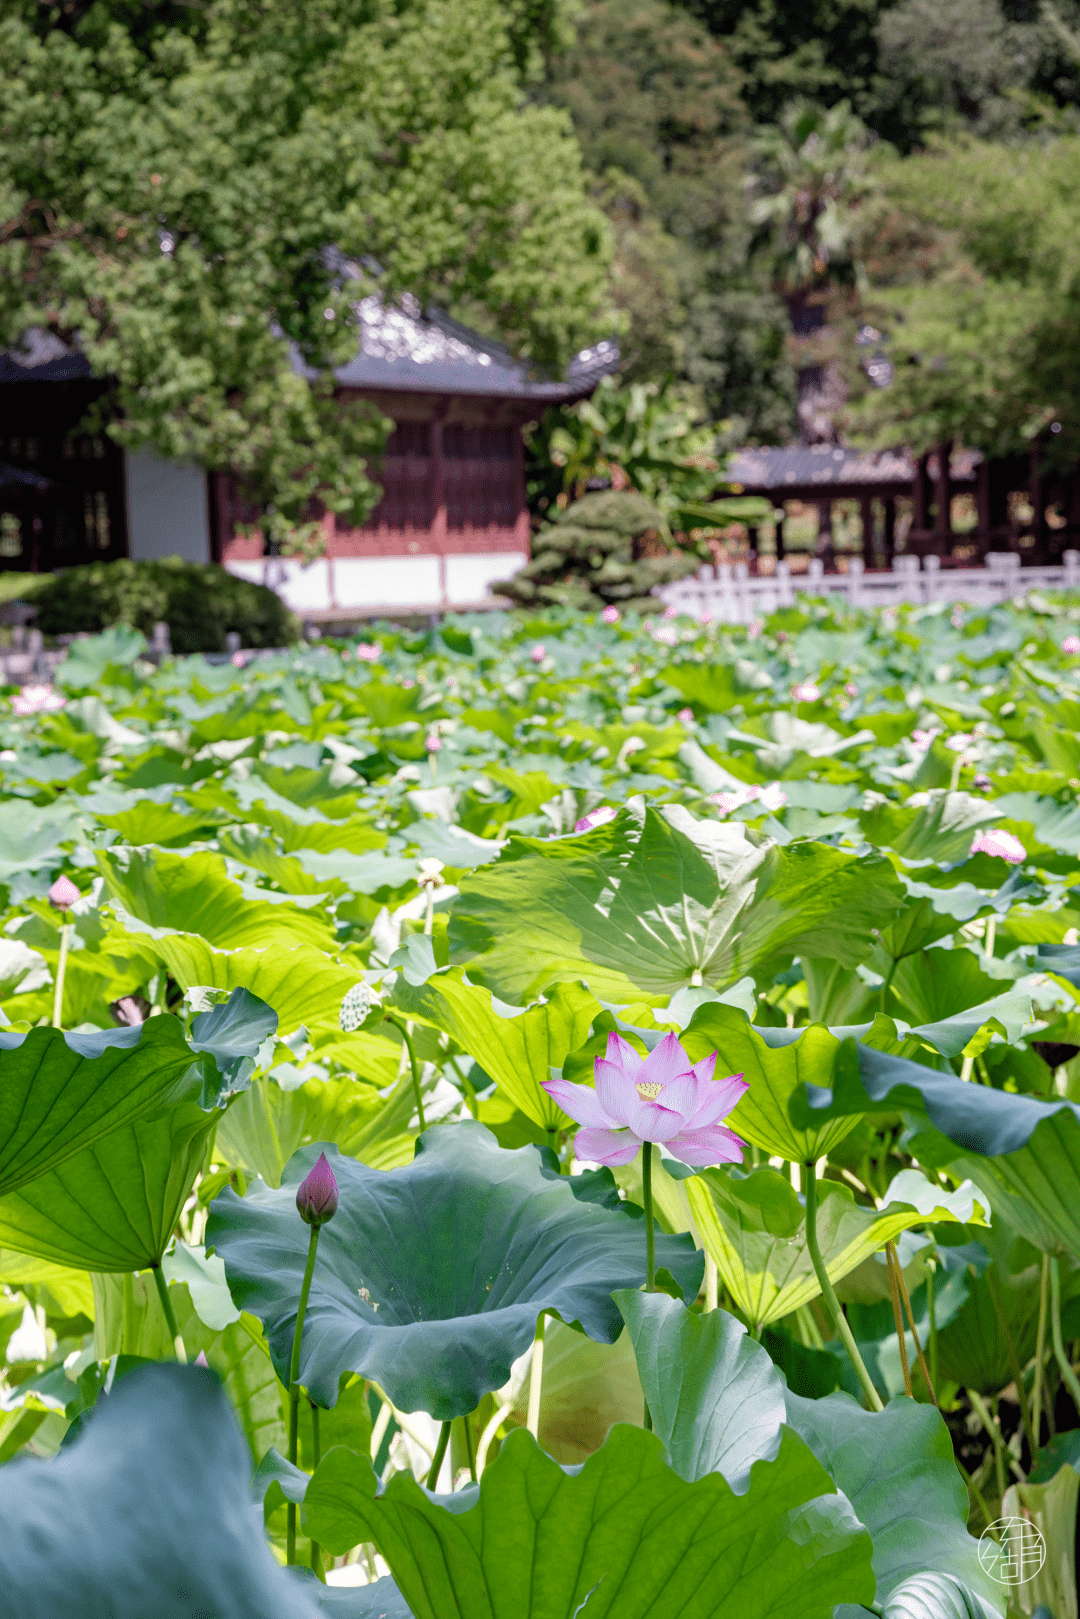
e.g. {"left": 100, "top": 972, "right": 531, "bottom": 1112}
{"left": 5, "top": 597, "right": 1080, "bottom": 1618}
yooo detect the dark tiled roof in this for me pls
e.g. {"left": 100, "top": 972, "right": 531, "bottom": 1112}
{"left": 0, "top": 461, "right": 50, "bottom": 492}
{"left": 314, "top": 292, "right": 619, "bottom": 401}
{"left": 728, "top": 444, "right": 981, "bottom": 490}
{"left": 0, "top": 331, "right": 93, "bottom": 383}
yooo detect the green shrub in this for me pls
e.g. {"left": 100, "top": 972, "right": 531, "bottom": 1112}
{"left": 30, "top": 558, "right": 300, "bottom": 653}
{"left": 495, "top": 490, "right": 705, "bottom": 614}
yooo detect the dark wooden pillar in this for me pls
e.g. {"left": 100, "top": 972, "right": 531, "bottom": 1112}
{"left": 883, "top": 496, "right": 896, "bottom": 566}
{"left": 746, "top": 526, "right": 759, "bottom": 573}
{"left": 774, "top": 505, "right": 785, "bottom": 562}
{"left": 859, "top": 495, "right": 875, "bottom": 567}
{"left": 1030, "top": 444, "right": 1047, "bottom": 563}
{"left": 913, "top": 453, "right": 932, "bottom": 532}
{"left": 933, "top": 439, "right": 953, "bottom": 555}
{"left": 815, "top": 500, "right": 835, "bottom": 570}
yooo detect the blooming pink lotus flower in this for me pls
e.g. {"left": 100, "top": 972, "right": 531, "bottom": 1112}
{"left": 355, "top": 642, "right": 381, "bottom": 661}
{"left": 844, "top": 682, "right": 858, "bottom": 697}
{"left": 425, "top": 732, "right": 442, "bottom": 753}
{"left": 1063, "top": 636, "right": 1080, "bottom": 655}
{"left": 710, "top": 781, "right": 787, "bottom": 815}
{"left": 530, "top": 643, "right": 546, "bottom": 663}
{"left": 971, "top": 828, "right": 1026, "bottom": 864}
{"left": 973, "top": 773, "right": 992, "bottom": 791}
{"left": 574, "top": 804, "right": 618, "bottom": 834}
{"left": 543, "top": 1031, "right": 748, "bottom": 1169}
{"left": 296, "top": 1152, "right": 339, "bottom": 1226}
{"left": 676, "top": 707, "right": 695, "bottom": 725}
{"left": 792, "top": 681, "right": 821, "bottom": 703}
{"left": 48, "top": 874, "right": 80, "bottom": 910}
{"left": 600, "top": 605, "right": 621, "bottom": 624}
{"left": 11, "top": 684, "right": 65, "bottom": 716}
{"left": 946, "top": 732, "right": 974, "bottom": 753}
{"left": 911, "top": 728, "right": 938, "bottom": 752}
{"left": 663, "top": 605, "right": 678, "bottom": 620}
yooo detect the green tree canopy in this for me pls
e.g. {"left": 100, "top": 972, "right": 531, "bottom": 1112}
{"left": 0, "top": 0, "right": 617, "bottom": 550}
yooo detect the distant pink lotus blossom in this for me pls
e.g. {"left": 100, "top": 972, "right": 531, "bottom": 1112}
{"left": 710, "top": 781, "right": 787, "bottom": 815}
{"left": 971, "top": 828, "right": 1026, "bottom": 863}
{"left": 1063, "top": 636, "right": 1080, "bottom": 655}
{"left": 231, "top": 651, "right": 246, "bottom": 668}
{"left": 355, "top": 643, "right": 381, "bottom": 661}
{"left": 973, "top": 773, "right": 992, "bottom": 791}
{"left": 48, "top": 874, "right": 80, "bottom": 910}
{"left": 402, "top": 678, "right": 415, "bottom": 689}
{"left": 946, "top": 732, "right": 974, "bottom": 753}
{"left": 530, "top": 643, "right": 546, "bottom": 663}
{"left": 655, "top": 626, "right": 679, "bottom": 646}
{"left": 756, "top": 782, "right": 788, "bottom": 813}
{"left": 792, "top": 681, "right": 821, "bottom": 703}
{"left": 425, "top": 732, "right": 442, "bottom": 753}
{"left": 911, "top": 728, "right": 938, "bottom": 752}
{"left": 194, "top": 1350, "right": 210, "bottom": 1368}
{"left": 446, "top": 675, "right": 457, "bottom": 688}
{"left": 676, "top": 707, "right": 695, "bottom": 725}
{"left": 701, "top": 612, "right": 713, "bottom": 626}
{"left": 663, "top": 605, "right": 678, "bottom": 619}
{"left": 845, "top": 682, "right": 858, "bottom": 697}
{"left": 600, "top": 605, "right": 621, "bottom": 624}
{"left": 11, "top": 684, "right": 65, "bottom": 716}
{"left": 747, "top": 619, "right": 763, "bottom": 638}
{"left": 543, "top": 1030, "right": 748, "bottom": 1169}
{"left": 574, "top": 804, "right": 618, "bottom": 834}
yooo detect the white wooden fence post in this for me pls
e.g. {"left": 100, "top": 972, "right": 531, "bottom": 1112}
{"left": 847, "top": 556, "right": 864, "bottom": 609}
{"left": 922, "top": 554, "right": 941, "bottom": 605}
{"left": 775, "top": 559, "right": 794, "bottom": 608}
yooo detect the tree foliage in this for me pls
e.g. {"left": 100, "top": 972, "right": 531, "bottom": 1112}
{"left": 0, "top": 0, "right": 617, "bottom": 551}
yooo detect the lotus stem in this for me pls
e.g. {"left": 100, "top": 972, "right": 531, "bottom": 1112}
{"left": 426, "top": 1421, "right": 452, "bottom": 1490}
{"left": 475, "top": 1400, "right": 513, "bottom": 1477}
{"left": 885, "top": 1242, "right": 913, "bottom": 1397}
{"left": 151, "top": 1264, "right": 187, "bottom": 1365}
{"left": 987, "top": 1269, "right": 1035, "bottom": 1457}
{"left": 954, "top": 1450, "right": 996, "bottom": 1532}
{"left": 927, "top": 1260, "right": 938, "bottom": 1393}
{"left": 805, "top": 1159, "right": 883, "bottom": 1411}
{"left": 878, "top": 957, "right": 898, "bottom": 1015}
{"left": 286, "top": 1222, "right": 321, "bottom": 1564}
{"left": 892, "top": 1240, "right": 937, "bottom": 1406}
{"left": 369, "top": 1396, "right": 393, "bottom": 1462}
{"left": 52, "top": 922, "right": 70, "bottom": 1028}
{"left": 1032, "top": 1254, "right": 1050, "bottom": 1450}
{"left": 526, "top": 1313, "right": 546, "bottom": 1441}
{"left": 310, "top": 1401, "right": 324, "bottom": 1579}
{"left": 705, "top": 1252, "right": 718, "bottom": 1312}
{"left": 985, "top": 914, "right": 996, "bottom": 959}
{"left": 1050, "top": 1257, "right": 1080, "bottom": 1414}
{"left": 642, "top": 1141, "right": 656, "bottom": 1293}
{"left": 968, "top": 1388, "right": 1007, "bottom": 1500}
{"left": 387, "top": 1015, "right": 426, "bottom": 1132}
{"left": 461, "top": 1412, "right": 477, "bottom": 1483}
{"left": 122, "top": 1270, "right": 136, "bottom": 1356}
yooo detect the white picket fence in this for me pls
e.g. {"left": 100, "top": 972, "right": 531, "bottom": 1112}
{"left": 657, "top": 550, "right": 1080, "bottom": 622}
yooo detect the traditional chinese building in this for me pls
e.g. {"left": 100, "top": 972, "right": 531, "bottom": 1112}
{"left": 0, "top": 302, "right": 618, "bottom": 614}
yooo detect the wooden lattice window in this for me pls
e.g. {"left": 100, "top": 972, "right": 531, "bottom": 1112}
{"left": 443, "top": 425, "right": 519, "bottom": 529}
{"left": 359, "top": 422, "right": 435, "bottom": 532}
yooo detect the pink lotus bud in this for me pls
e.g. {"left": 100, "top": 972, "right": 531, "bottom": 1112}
{"left": 574, "top": 804, "right": 618, "bottom": 834}
{"left": 701, "top": 612, "right": 713, "bottom": 626}
{"left": 425, "top": 732, "right": 442, "bottom": 752}
{"left": 973, "top": 774, "right": 992, "bottom": 791}
{"left": 676, "top": 707, "right": 695, "bottom": 725}
{"left": 845, "top": 682, "right": 858, "bottom": 697}
{"left": 1063, "top": 636, "right": 1080, "bottom": 655}
{"left": 600, "top": 605, "right": 620, "bottom": 624}
{"left": 446, "top": 675, "right": 456, "bottom": 688}
{"left": 971, "top": 828, "right": 1026, "bottom": 864}
{"left": 747, "top": 618, "right": 761, "bottom": 637}
{"left": 355, "top": 642, "right": 381, "bottom": 661}
{"left": 530, "top": 644, "right": 546, "bottom": 663}
{"left": 296, "top": 1152, "right": 339, "bottom": 1226}
{"left": 194, "top": 1350, "right": 209, "bottom": 1368}
{"left": 48, "top": 875, "right": 80, "bottom": 910}
{"left": 792, "top": 681, "right": 821, "bottom": 703}
{"left": 663, "top": 605, "right": 678, "bottom": 619}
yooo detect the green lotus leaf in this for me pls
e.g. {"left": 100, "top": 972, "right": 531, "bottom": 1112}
{"left": 686, "top": 1166, "right": 985, "bottom": 1329}
{"left": 215, "top": 1068, "right": 413, "bottom": 1188}
{"left": 207, "top": 1123, "right": 703, "bottom": 1418}
{"left": 0, "top": 1017, "right": 201, "bottom": 1198}
{"left": 859, "top": 792, "right": 1002, "bottom": 864}
{"left": 301, "top": 1423, "right": 875, "bottom": 1619}
{"left": 678, "top": 1002, "right": 866, "bottom": 1162}
{"left": 448, "top": 796, "right": 905, "bottom": 1006}
{"left": 785, "top": 1390, "right": 1004, "bottom": 1613}
{"left": 0, "top": 1363, "right": 321, "bottom": 1619}
{"left": 390, "top": 967, "right": 599, "bottom": 1130}
{"left": 795, "top": 1042, "right": 1080, "bottom": 1255}
{"left": 98, "top": 845, "right": 336, "bottom": 950}
{"left": 881, "top": 1573, "right": 1003, "bottom": 1619}
{"left": 0, "top": 1250, "right": 94, "bottom": 1318}
{"left": 614, "top": 1293, "right": 785, "bottom": 1488}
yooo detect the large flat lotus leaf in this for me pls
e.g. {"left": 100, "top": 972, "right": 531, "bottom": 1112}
{"left": 880, "top": 879, "right": 995, "bottom": 961}
{"left": 0, "top": 1084, "right": 218, "bottom": 1270}
{"left": 858, "top": 792, "right": 1002, "bottom": 863}
{"left": 189, "top": 986, "right": 279, "bottom": 1099}
{"left": 0, "top": 1362, "right": 320, "bottom": 1619}
{"left": 686, "top": 1166, "right": 985, "bottom": 1329}
{"left": 448, "top": 796, "right": 904, "bottom": 1006}
{"left": 679, "top": 1002, "right": 865, "bottom": 1162}
{"left": 302, "top": 1424, "right": 874, "bottom": 1619}
{"left": 785, "top": 1391, "right": 1004, "bottom": 1614}
{"left": 615, "top": 1293, "right": 784, "bottom": 1489}
{"left": 795, "top": 1041, "right": 1080, "bottom": 1255}
{"left": 0, "top": 1018, "right": 200, "bottom": 1197}
{"left": 1001, "top": 1467, "right": 1079, "bottom": 1619}
{"left": 97, "top": 845, "right": 336, "bottom": 950}
{"left": 888, "top": 949, "right": 1014, "bottom": 1028}
{"left": 207, "top": 1123, "right": 704, "bottom": 1418}
{"left": 391, "top": 968, "right": 599, "bottom": 1130}
{"left": 0, "top": 1250, "right": 95, "bottom": 1318}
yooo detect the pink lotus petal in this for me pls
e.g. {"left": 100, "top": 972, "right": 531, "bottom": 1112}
{"left": 600, "top": 605, "right": 620, "bottom": 624}
{"left": 595, "top": 1054, "right": 641, "bottom": 1120}
{"left": 1063, "top": 636, "right": 1080, "bottom": 655}
{"left": 604, "top": 1031, "right": 645, "bottom": 1070}
{"left": 970, "top": 828, "right": 1025, "bottom": 863}
{"left": 355, "top": 643, "right": 381, "bottom": 661}
{"left": 530, "top": 644, "right": 546, "bottom": 663}
{"left": 48, "top": 874, "right": 80, "bottom": 910}
{"left": 684, "top": 1071, "right": 749, "bottom": 1130}
{"left": 652, "top": 1072, "right": 701, "bottom": 1124}
{"left": 638, "top": 1030, "right": 696, "bottom": 1091}
{"left": 665, "top": 1124, "right": 747, "bottom": 1168}
{"left": 541, "top": 1077, "right": 616, "bottom": 1129}
{"left": 626, "top": 1096, "right": 687, "bottom": 1143}
{"left": 689, "top": 1050, "right": 717, "bottom": 1085}
{"left": 573, "top": 1125, "right": 643, "bottom": 1166}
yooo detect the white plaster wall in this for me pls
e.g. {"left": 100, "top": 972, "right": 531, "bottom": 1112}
{"left": 334, "top": 557, "right": 442, "bottom": 610}
{"left": 445, "top": 551, "right": 524, "bottom": 604}
{"left": 125, "top": 447, "right": 211, "bottom": 564}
